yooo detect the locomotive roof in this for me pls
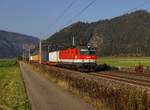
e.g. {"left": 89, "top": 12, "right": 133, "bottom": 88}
{"left": 48, "top": 46, "right": 96, "bottom": 52}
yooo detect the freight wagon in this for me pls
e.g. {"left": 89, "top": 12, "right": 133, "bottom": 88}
{"left": 30, "top": 54, "right": 39, "bottom": 62}
{"left": 48, "top": 51, "right": 59, "bottom": 65}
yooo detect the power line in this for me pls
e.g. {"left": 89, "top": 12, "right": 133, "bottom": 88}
{"left": 64, "top": 0, "right": 97, "bottom": 27}
{"left": 44, "top": 0, "right": 97, "bottom": 38}
{"left": 54, "top": 0, "right": 78, "bottom": 23}
{"left": 43, "top": 0, "right": 78, "bottom": 38}
{"left": 63, "top": 0, "right": 150, "bottom": 28}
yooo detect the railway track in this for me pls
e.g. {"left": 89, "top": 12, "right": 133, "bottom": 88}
{"left": 46, "top": 65, "right": 150, "bottom": 87}
{"left": 111, "top": 70, "right": 150, "bottom": 77}
{"left": 90, "top": 72, "right": 150, "bottom": 87}
{"left": 99, "top": 72, "right": 150, "bottom": 81}
{"left": 29, "top": 62, "right": 150, "bottom": 87}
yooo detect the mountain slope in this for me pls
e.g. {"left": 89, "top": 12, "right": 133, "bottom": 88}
{"left": 47, "top": 10, "right": 150, "bottom": 57}
{"left": 47, "top": 22, "right": 96, "bottom": 50}
{"left": 0, "top": 30, "right": 39, "bottom": 58}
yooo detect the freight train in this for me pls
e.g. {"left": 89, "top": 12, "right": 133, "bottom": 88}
{"left": 29, "top": 46, "right": 97, "bottom": 71}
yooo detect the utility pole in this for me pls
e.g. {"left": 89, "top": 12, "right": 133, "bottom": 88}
{"left": 23, "top": 49, "right": 25, "bottom": 61}
{"left": 24, "top": 48, "right": 26, "bottom": 61}
{"left": 72, "top": 35, "right": 75, "bottom": 46}
{"left": 25, "top": 49, "right": 27, "bottom": 61}
{"left": 28, "top": 48, "right": 30, "bottom": 62}
{"left": 22, "top": 46, "right": 24, "bottom": 61}
{"left": 39, "top": 39, "right": 42, "bottom": 64}
{"left": 48, "top": 45, "right": 50, "bottom": 52}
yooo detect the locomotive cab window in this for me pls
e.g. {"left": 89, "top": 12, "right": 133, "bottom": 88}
{"left": 80, "top": 48, "right": 96, "bottom": 55}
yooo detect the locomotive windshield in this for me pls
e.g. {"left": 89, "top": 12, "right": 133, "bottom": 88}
{"left": 80, "top": 48, "right": 96, "bottom": 55}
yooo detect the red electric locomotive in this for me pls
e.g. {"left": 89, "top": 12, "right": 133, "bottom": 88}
{"left": 58, "top": 46, "right": 97, "bottom": 71}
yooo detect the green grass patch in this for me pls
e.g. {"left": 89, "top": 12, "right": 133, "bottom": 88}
{"left": 97, "top": 57, "right": 150, "bottom": 68}
{"left": 0, "top": 59, "right": 30, "bottom": 110}
{"left": 0, "top": 59, "right": 17, "bottom": 67}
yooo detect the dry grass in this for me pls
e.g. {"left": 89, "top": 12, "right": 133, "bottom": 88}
{"left": 29, "top": 63, "right": 150, "bottom": 110}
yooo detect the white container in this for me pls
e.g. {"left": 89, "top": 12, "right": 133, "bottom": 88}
{"left": 49, "top": 51, "right": 60, "bottom": 62}
{"left": 30, "top": 56, "right": 32, "bottom": 61}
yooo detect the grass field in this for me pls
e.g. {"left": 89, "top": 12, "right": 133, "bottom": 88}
{"left": 0, "top": 59, "right": 30, "bottom": 110}
{"left": 97, "top": 57, "right": 150, "bottom": 68}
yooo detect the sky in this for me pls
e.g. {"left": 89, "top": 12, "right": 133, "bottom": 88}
{"left": 0, "top": 0, "right": 150, "bottom": 39}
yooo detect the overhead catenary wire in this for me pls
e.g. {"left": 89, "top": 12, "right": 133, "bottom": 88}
{"left": 43, "top": 0, "right": 78, "bottom": 38}
{"left": 44, "top": 0, "right": 97, "bottom": 39}
{"left": 54, "top": 0, "right": 78, "bottom": 23}
{"left": 63, "top": 0, "right": 97, "bottom": 27}
{"left": 63, "top": 0, "right": 150, "bottom": 29}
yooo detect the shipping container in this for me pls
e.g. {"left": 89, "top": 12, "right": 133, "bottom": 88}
{"left": 49, "top": 51, "right": 59, "bottom": 62}
{"left": 30, "top": 56, "right": 32, "bottom": 61}
{"left": 42, "top": 52, "right": 49, "bottom": 61}
{"left": 30, "top": 55, "right": 39, "bottom": 61}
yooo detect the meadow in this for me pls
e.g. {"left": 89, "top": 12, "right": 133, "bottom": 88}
{"left": 0, "top": 59, "right": 30, "bottom": 110}
{"left": 97, "top": 57, "right": 150, "bottom": 68}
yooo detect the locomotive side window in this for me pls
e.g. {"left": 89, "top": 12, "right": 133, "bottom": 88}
{"left": 90, "top": 49, "right": 96, "bottom": 54}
